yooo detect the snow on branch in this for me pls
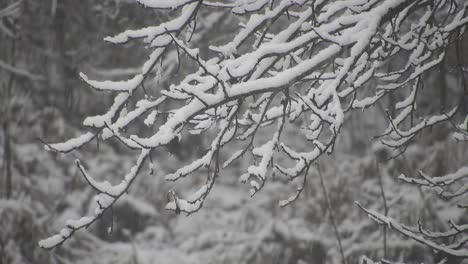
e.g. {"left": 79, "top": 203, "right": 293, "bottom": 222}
{"left": 357, "top": 203, "right": 468, "bottom": 257}
{"left": 40, "top": 0, "right": 468, "bottom": 252}
{"left": 135, "top": 0, "right": 198, "bottom": 10}
{"left": 38, "top": 149, "right": 150, "bottom": 249}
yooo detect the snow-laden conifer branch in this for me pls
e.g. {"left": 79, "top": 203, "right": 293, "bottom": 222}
{"left": 40, "top": 0, "right": 468, "bottom": 253}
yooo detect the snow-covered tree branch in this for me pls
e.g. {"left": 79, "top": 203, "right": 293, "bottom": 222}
{"left": 38, "top": 0, "right": 468, "bottom": 258}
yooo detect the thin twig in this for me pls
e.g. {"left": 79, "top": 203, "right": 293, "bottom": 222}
{"left": 317, "top": 163, "right": 347, "bottom": 264}
{"left": 376, "top": 159, "right": 389, "bottom": 259}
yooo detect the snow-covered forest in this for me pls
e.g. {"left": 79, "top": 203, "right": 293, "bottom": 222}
{"left": 1, "top": 0, "right": 468, "bottom": 263}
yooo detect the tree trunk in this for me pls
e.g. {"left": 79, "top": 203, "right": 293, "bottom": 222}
{"left": 47, "top": 1, "right": 67, "bottom": 109}
{"left": 3, "top": 121, "right": 12, "bottom": 199}
{"left": 438, "top": 64, "right": 447, "bottom": 111}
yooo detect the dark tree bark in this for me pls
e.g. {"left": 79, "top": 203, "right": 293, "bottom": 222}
{"left": 3, "top": 121, "right": 12, "bottom": 199}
